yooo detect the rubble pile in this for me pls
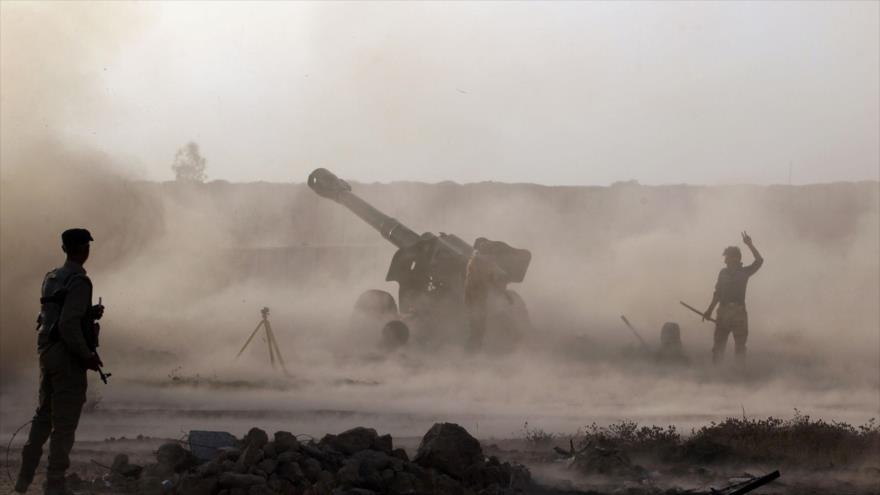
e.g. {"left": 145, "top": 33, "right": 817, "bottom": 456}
{"left": 80, "top": 422, "right": 530, "bottom": 495}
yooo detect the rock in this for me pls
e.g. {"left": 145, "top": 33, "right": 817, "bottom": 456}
{"left": 387, "top": 472, "right": 418, "bottom": 495}
{"left": 190, "top": 431, "right": 239, "bottom": 462}
{"left": 219, "top": 473, "right": 268, "bottom": 489}
{"left": 274, "top": 432, "right": 300, "bottom": 453}
{"left": 243, "top": 428, "right": 270, "bottom": 450}
{"left": 389, "top": 458, "right": 405, "bottom": 474}
{"left": 262, "top": 441, "right": 278, "bottom": 460}
{"left": 220, "top": 448, "right": 242, "bottom": 462}
{"left": 276, "top": 461, "right": 304, "bottom": 483}
{"left": 414, "top": 423, "right": 483, "bottom": 479}
{"left": 302, "top": 458, "right": 323, "bottom": 482}
{"left": 301, "top": 443, "right": 330, "bottom": 462}
{"left": 157, "top": 442, "right": 198, "bottom": 472}
{"left": 336, "top": 451, "right": 391, "bottom": 490}
{"left": 268, "top": 476, "right": 296, "bottom": 495}
{"left": 390, "top": 449, "right": 409, "bottom": 462}
{"left": 257, "top": 458, "right": 278, "bottom": 475}
{"left": 374, "top": 435, "right": 393, "bottom": 454}
{"left": 429, "top": 472, "right": 465, "bottom": 495}
{"left": 238, "top": 444, "right": 265, "bottom": 469}
{"left": 380, "top": 469, "right": 394, "bottom": 485}
{"left": 177, "top": 475, "right": 219, "bottom": 495}
{"left": 318, "top": 470, "right": 336, "bottom": 486}
{"left": 402, "top": 462, "right": 425, "bottom": 478}
{"left": 248, "top": 484, "right": 276, "bottom": 495}
{"left": 277, "top": 451, "right": 305, "bottom": 464}
{"left": 353, "top": 451, "right": 392, "bottom": 471}
{"left": 165, "top": 424, "right": 532, "bottom": 495}
{"left": 332, "top": 489, "right": 376, "bottom": 495}
{"left": 320, "top": 427, "right": 388, "bottom": 455}
{"left": 196, "top": 461, "right": 223, "bottom": 477}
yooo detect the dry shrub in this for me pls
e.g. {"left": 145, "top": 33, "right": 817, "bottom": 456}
{"left": 571, "top": 412, "right": 880, "bottom": 468}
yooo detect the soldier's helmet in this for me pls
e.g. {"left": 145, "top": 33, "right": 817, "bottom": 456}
{"left": 722, "top": 246, "right": 741, "bottom": 260}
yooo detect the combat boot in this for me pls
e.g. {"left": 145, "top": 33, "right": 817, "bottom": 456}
{"left": 13, "top": 475, "right": 31, "bottom": 494}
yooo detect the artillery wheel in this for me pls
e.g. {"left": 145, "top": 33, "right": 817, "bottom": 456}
{"left": 381, "top": 320, "right": 410, "bottom": 350}
{"left": 354, "top": 289, "right": 398, "bottom": 317}
{"left": 350, "top": 289, "right": 405, "bottom": 350}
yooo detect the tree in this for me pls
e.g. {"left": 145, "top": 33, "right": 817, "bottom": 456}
{"left": 171, "top": 142, "right": 207, "bottom": 183}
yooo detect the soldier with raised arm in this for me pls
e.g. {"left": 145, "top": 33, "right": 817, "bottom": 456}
{"left": 702, "top": 231, "right": 764, "bottom": 364}
{"left": 16, "top": 229, "right": 104, "bottom": 495}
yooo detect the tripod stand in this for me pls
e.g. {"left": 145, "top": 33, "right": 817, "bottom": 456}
{"left": 236, "top": 307, "right": 289, "bottom": 375}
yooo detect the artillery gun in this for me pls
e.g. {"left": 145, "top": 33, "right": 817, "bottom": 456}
{"left": 308, "top": 168, "right": 532, "bottom": 350}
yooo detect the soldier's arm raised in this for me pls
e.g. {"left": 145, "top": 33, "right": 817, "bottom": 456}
{"left": 742, "top": 231, "right": 763, "bottom": 273}
{"left": 58, "top": 277, "right": 94, "bottom": 360}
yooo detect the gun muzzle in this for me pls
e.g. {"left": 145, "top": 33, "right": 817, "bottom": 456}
{"left": 308, "top": 168, "right": 351, "bottom": 201}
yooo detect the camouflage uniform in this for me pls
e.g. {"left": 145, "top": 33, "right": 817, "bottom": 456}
{"left": 17, "top": 261, "right": 94, "bottom": 493}
{"left": 711, "top": 257, "right": 763, "bottom": 363}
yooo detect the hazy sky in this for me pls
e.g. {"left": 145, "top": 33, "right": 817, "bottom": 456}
{"left": 2, "top": 1, "right": 878, "bottom": 185}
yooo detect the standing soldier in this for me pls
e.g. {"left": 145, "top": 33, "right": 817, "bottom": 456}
{"left": 464, "top": 238, "right": 508, "bottom": 352}
{"left": 16, "top": 229, "right": 104, "bottom": 495}
{"left": 464, "top": 247, "right": 491, "bottom": 352}
{"left": 702, "top": 231, "right": 763, "bottom": 364}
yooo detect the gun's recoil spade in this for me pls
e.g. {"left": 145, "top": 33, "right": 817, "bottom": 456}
{"left": 620, "top": 315, "right": 649, "bottom": 349}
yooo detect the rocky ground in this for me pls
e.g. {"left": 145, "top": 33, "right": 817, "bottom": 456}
{"left": 4, "top": 419, "right": 878, "bottom": 495}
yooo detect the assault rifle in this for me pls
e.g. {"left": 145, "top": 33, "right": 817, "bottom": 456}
{"left": 84, "top": 297, "right": 111, "bottom": 384}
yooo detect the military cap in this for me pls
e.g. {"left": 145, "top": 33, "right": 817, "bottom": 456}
{"left": 723, "top": 245, "right": 741, "bottom": 259}
{"left": 61, "top": 228, "right": 94, "bottom": 247}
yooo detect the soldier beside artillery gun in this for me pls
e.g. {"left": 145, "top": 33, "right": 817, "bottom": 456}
{"left": 308, "top": 168, "right": 532, "bottom": 353}
{"left": 308, "top": 168, "right": 764, "bottom": 363}
{"left": 12, "top": 171, "right": 767, "bottom": 494}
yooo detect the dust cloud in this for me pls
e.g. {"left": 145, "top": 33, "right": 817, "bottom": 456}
{"left": 2, "top": 176, "right": 877, "bottom": 439}
{"left": 1, "top": 2, "right": 878, "bottom": 442}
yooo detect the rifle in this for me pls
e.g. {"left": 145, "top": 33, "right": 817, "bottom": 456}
{"left": 680, "top": 301, "right": 715, "bottom": 323}
{"left": 84, "top": 297, "right": 111, "bottom": 384}
{"left": 718, "top": 470, "right": 780, "bottom": 495}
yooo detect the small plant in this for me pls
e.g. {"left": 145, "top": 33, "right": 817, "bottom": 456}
{"left": 521, "top": 421, "right": 558, "bottom": 447}
{"left": 579, "top": 420, "right": 680, "bottom": 457}
{"left": 571, "top": 412, "right": 879, "bottom": 468}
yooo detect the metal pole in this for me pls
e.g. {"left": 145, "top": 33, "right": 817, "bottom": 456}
{"left": 264, "top": 320, "right": 289, "bottom": 375}
{"left": 236, "top": 320, "right": 265, "bottom": 359}
{"left": 263, "top": 314, "right": 275, "bottom": 368}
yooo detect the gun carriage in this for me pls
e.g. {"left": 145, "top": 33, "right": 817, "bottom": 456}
{"left": 308, "top": 168, "right": 532, "bottom": 350}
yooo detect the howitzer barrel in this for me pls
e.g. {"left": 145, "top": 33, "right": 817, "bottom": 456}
{"left": 308, "top": 168, "right": 421, "bottom": 249}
